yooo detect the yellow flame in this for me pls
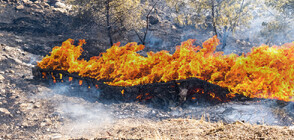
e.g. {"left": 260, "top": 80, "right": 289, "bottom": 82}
{"left": 37, "top": 37, "right": 294, "bottom": 102}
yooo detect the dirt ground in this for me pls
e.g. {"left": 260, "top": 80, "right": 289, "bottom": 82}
{"left": 0, "top": 0, "right": 294, "bottom": 140}
{"left": 94, "top": 118, "right": 294, "bottom": 139}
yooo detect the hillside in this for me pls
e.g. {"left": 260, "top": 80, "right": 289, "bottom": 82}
{"left": 0, "top": 0, "right": 294, "bottom": 139}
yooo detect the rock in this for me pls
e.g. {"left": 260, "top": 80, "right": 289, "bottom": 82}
{"left": 21, "top": 122, "right": 29, "bottom": 128}
{"left": 40, "top": 122, "right": 46, "bottom": 127}
{"left": 2, "top": 100, "right": 7, "bottom": 104}
{"left": 0, "top": 71, "right": 4, "bottom": 74}
{"left": 149, "top": 15, "right": 159, "bottom": 25}
{"left": 50, "top": 133, "right": 62, "bottom": 139}
{"left": 3, "top": 134, "right": 12, "bottom": 139}
{"left": 0, "top": 74, "right": 4, "bottom": 82}
{"left": 41, "top": 2, "right": 50, "bottom": 8}
{"left": 15, "top": 39, "right": 22, "bottom": 43}
{"left": 54, "top": 1, "right": 66, "bottom": 8}
{"left": 172, "top": 25, "right": 177, "bottom": 30}
{"left": 45, "top": 118, "right": 52, "bottom": 125}
{"left": 16, "top": 5, "right": 25, "bottom": 10}
{"left": 234, "top": 121, "right": 245, "bottom": 125}
{"left": 20, "top": 103, "right": 34, "bottom": 110}
{"left": 52, "top": 8, "right": 66, "bottom": 13}
{"left": 0, "top": 89, "right": 5, "bottom": 94}
{"left": 8, "top": 70, "right": 15, "bottom": 74}
{"left": 25, "top": 0, "right": 33, "bottom": 5}
{"left": 0, "top": 108, "right": 11, "bottom": 116}
{"left": 34, "top": 102, "right": 42, "bottom": 108}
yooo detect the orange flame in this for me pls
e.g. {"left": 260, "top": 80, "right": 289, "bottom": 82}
{"left": 42, "top": 72, "right": 46, "bottom": 79}
{"left": 136, "top": 94, "right": 143, "bottom": 100}
{"left": 37, "top": 37, "right": 294, "bottom": 102}
{"left": 79, "top": 80, "right": 83, "bottom": 86}
{"left": 51, "top": 73, "right": 56, "bottom": 83}
{"left": 69, "top": 77, "right": 73, "bottom": 82}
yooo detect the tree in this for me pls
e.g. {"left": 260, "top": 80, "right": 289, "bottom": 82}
{"left": 67, "top": 0, "right": 145, "bottom": 46}
{"left": 166, "top": 0, "right": 255, "bottom": 50}
{"left": 265, "top": 0, "right": 294, "bottom": 16}
{"left": 134, "top": 2, "right": 158, "bottom": 45}
{"left": 260, "top": 0, "right": 294, "bottom": 45}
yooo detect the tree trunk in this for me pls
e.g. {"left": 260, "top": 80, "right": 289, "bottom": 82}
{"left": 135, "top": 2, "right": 157, "bottom": 45}
{"left": 211, "top": 0, "right": 218, "bottom": 36}
{"left": 106, "top": 0, "right": 113, "bottom": 46}
{"left": 221, "top": 26, "right": 228, "bottom": 50}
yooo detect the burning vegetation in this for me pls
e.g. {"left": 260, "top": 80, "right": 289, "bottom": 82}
{"left": 36, "top": 36, "right": 294, "bottom": 102}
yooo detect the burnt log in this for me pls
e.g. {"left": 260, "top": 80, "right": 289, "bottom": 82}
{"left": 32, "top": 66, "right": 246, "bottom": 106}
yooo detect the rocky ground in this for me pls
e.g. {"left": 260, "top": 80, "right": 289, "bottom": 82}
{"left": 0, "top": 0, "right": 294, "bottom": 139}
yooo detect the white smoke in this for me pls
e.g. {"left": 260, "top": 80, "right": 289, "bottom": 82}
{"left": 35, "top": 83, "right": 113, "bottom": 138}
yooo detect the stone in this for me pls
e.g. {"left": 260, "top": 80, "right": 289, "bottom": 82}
{"left": 50, "top": 133, "right": 62, "bottom": 139}
{"left": 21, "top": 122, "right": 29, "bottom": 128}
{"left": 149, "top": 16, "right": 159, "bottom": 25}
{"left": 9, "top": 70, "right": 15, "bottom": 74}
{"left": 234, "top": 121, "right": 245, "bottom": 125}
{"left": 4, "top": 134, "right": 12, "bottom": 139}
{"left": 24, "top": 1, "right": 33, "bottom": 7}
{"left": 34, "top": 102, "right": 42, "bottom": 108}
{"left": 20, "top": 103, "right": 34, "bottom": 110}
{"left": 40, "top": 122, "right": 46, "bottom": 127}
{"left": 16, "top": 5, "right": 25, "bottom": 10}
{"left": 0, "top": 74, "right": 5, "bottom": 83}
{"left": 54, "top": 1, "right": 66, "bottom": 8}
{"left": 172, "top": 25, "right": 177, "bottom": 30}
{"left": 45, "top": 118, "right": 52, "bottom": 125}
{"left": 0, "top": 108, "right": 11, "bottom": 115}
{"left": 41, "top": 2, "right": 50, "bottom": 8}
{"left": 15, "top": 39, "right": 22, "bottom": 43}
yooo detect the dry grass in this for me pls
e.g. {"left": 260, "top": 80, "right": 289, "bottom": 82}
{"left": 91, "top": 118, "right": 294, "bottom": 140}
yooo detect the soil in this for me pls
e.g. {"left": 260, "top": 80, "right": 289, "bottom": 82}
{"left": 0, "top": 0, "right": 294, "bottom": 139}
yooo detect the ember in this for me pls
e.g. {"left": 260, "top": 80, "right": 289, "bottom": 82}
{"left": 37, "top": 36, "right": 294, "bottom": 102}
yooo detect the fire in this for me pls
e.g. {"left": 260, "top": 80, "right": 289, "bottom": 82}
{"left": 51, "top": 73, "right": 56, "bottom": 83}
{"left": 79, "top": 80, "right": 83, "bottom": 86}
{"left": 42, "top": 72, "right": 46, "bottom": 79}
{"left": 136, "top": 94, "right": 143, "bottom": 100}
{"left": 37, "top": 36, "right": 294, "bottom": 102}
